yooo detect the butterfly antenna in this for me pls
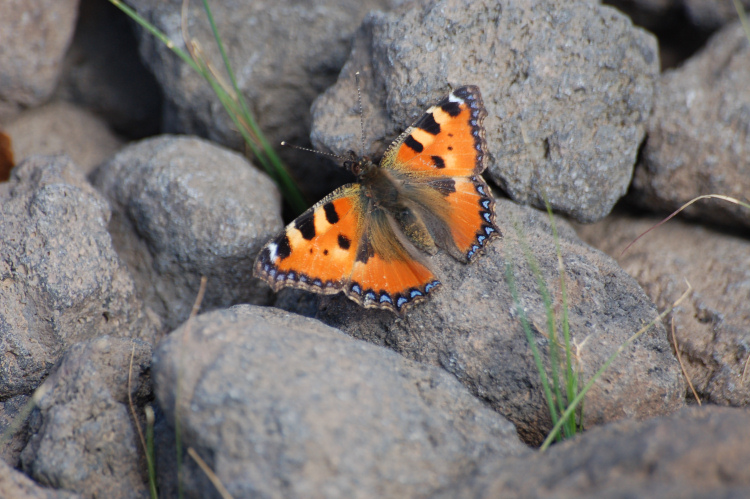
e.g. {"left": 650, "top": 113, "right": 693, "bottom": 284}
{"left": 280, "top": 141, "right": 348, "bottom": 162}
{"left": 355, "top": 71, "right": 366, "bottom": 155}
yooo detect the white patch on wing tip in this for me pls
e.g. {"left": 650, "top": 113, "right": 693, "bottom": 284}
{"left": 268, "top": 242, "right": 278, "bottom": 261}
{"left": 448, "top": 92, "right": 463, "bottom": 104}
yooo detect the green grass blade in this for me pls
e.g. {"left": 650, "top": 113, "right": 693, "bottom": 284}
{"left": 513, "top": 222, "right": 567, "bottom": 427}
{"left": 108, "top": 0, "right": 307, "bottom": 214}
{"left": 145, "top": 405, "right": 159, "bottom": 499}
{"left": 199, "top": 0, "right": 307, "bottom": 215}
{"left": 540, "top": 283, "right": 693, "bottom": 450}
{"left": 505, "top": 256, "right": 561, "bottom": 434}
{"left": 109, "top": 1, "right": 200, "bottom": 73}
{"left": 542, "top": 198, "right": 578, "bottom": 435}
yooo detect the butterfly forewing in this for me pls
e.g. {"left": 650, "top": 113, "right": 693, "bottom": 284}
{"left": 382, "top": 86, "right": 488, "bottom": 178}
{"left": 254, "top": 184, "right": 364, "bottom": 293}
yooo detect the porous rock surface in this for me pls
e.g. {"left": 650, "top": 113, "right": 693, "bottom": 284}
{"left": 90, "top": 135, "right": 282, "bottom": 331}
{"left": 5, "top": 101, "right": 123, "bottom": 176}
{"left": 434, "top": 406, "right": 750, "bottom": 498}
{"left": 311, "top": 199, "right": 685, "bottom": 445}
{"left": 0, "top": 0, "right": 80, "bottom": 122}
{"left": 0, "top": 155, "right": 159, "bottom": 400}
{"left": 126, "top": 0, "right": 402, "bottom": 200}
{"left": 152, "top": 304, "right": 528, "bottom": 499}
{"left": 575, "top": 212, "right": 750, "bottom": 406}
{"left": 631, "top": 22, "right": 750, "bottom": 229}
{"left": 20, "top": 336, "right": 152, "bottom": 499}
{"left": 312, "top": 0, "right": 659, "bottom": 222}
{"left": 0, "top": 459, "right": 82, "bottom": 499}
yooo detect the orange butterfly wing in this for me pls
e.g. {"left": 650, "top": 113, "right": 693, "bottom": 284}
{"left": 254, "top": 184, "right": 440, "bottom": 313}
{"left": 381, "top": 86, "right": 500, "bottom": 261}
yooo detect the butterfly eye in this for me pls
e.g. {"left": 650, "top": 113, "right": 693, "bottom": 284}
{"left": 345, "top": 161, "right": 362, "bottom": 176}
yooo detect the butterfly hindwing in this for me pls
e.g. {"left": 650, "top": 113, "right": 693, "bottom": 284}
{"left": 348, "top": 207, "right": 441, "bottom": 313}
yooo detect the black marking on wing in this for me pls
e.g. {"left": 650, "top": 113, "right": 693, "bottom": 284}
{"left": 431, "top": 155, "right": 445, "bottom": 169}
{"left": 323, "top": 202, "right": 339, "bottom": 224}
{"left": 416, "top": 112, "right": 441, "bottom": 135}
{"left": 441, "top": 101, "right": 461, "bottom": 117}
{"left": 338, "top": 234, "right": 351, "bottom": 250}
{"left": 295, "top": 212, "right": 316, "bottom": 240}
{"left": 404, "top": 135, "right": 424, "bottom": 153}
{"left": 276, "top": 235, "right": 291, "bottom": 260}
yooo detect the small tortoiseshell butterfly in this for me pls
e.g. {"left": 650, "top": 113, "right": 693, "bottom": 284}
{"left": 254, "top": 85, "right": 500, "bottom": 314}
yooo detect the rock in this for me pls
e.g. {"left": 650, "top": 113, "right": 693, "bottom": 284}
{"left": 0, "top": 155, "right": 159, "bottom": 399}
{"left": 20, "top": 336, "right": 152, "bottom": 499}
{"left": 0, "top": 459, "right": 82, "bottom": 499}
{"left": 313, "top": 199, "right": 685, "bottom": 445}
{"left": 607, "top": 0, "right": 750, "bottom": 31}
{"left": 152, "top": 305, "right": 528, "bottom": 498}
{"left": 54, "top": 0, "right": 162, "bottom": 138}
{"left": 311, "top": 0, "right": 659, "bottom": 222}
{"left": 575, "top": 212, "right": 750, "bottom": 406}
{"left": 631, "top": 22, "right": 750, "bottom": 229}
{"left": 0, "top": 0, "right": 80, "bottom": 123}
{"left": 683, "top": 0, "right": 750, "bottom": 29}
{"left": 90, "top": 135, "right": 283, "bottom": 331}
{"left": 433, "top": 406, "right": 750, "bottom": 498}
{"left": 126, "top": 0, "right": 400, "bottom": 200}
{"left": 5, "top": 101, "right": 123, "bottom": 176}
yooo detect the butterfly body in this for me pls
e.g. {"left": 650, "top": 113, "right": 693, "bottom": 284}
{"left": 255, "top": 86, "right": 500, "bottom": 314}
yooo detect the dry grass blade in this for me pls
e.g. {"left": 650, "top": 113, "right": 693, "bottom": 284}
{"left": 188, "top": 447, "right": 235, "bottom": 499}
{"left": 671, "top": 316, "right": 701, "bottom": 405}
{"left": 176, "top": 275, "right": 208, "bottom": 498}
{"left": 742, "top": 353, "right": 750, "bottom": 386}
{"left": 620, "top": 194, "right": 747, "bottom": 257}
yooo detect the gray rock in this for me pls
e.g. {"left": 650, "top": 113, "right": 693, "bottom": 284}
{"left": 683, "top": 0, "right": 750, "bottom": 29}
{"left": 90, "top": 135, "right": 283, "bottom": 331}
{"left": 152, "top": 305, "right": 528, "bottom": 499}
{"left": 314, "top": 199, "right": 685, "bottom": 445}
{"left": 5, "top": 101, "right": 123, "bottom": 176}
{"left": 0, "top": 155, "right": 159, "bottom": 399}
{"left": 0, "top": 394, "right": 32, "bottom": 466}
{"left": 433, "top": 406, "right": 750, "bottom": 498}
{"left": 0, "top": 0, "right": 80, "bottom": 123}
{"left": 632, "top": 22, "right": 750, "bottom": 229}
{"left": 575, "top": 212, "right": 750, "bottom": 406}
{"left": 311, "top": 0, "right": 658, "bottom": 222}
{"left": 127, "top": 0, "right": 400, "bottom": 200}
{"left": 54, "top": 0, "right": 162, "bottom": 138}
{"left": 606, "top": 0, "right": 750, "bottom": 31}
{"left": 20, "top": 336, "right": 152, "bottom": 499}
{"left": 0, "top": 459, "right": 82, "bottom": 499}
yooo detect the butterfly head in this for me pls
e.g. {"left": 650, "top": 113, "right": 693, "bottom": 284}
{"left": 343, "top": 152, "right": 378, "bottom": 181}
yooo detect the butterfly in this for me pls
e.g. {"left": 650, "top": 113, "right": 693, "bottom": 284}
{"left": 254, "top": 85, "right": 500, "bottom": 314}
